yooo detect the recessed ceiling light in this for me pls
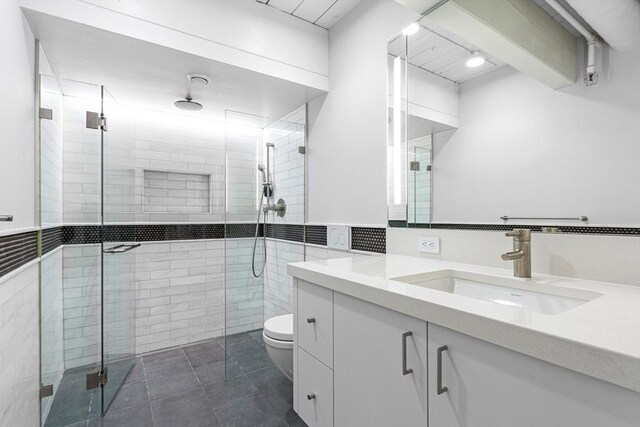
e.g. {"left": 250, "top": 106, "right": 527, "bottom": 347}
{"left": 402, "top": 23, "right": 420, "bottom": 36}
{"left": 465, "top": 52, "right": 486, "bottom": 68}
{"left": 188, "top": 73, "right": 210, "bottom": 86}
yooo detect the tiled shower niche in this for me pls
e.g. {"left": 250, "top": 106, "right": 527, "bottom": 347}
{"left": 143, "top": 170, "right": 211, "bottom": 214}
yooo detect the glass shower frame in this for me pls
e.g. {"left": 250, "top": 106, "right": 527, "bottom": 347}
{"left": 38, "top": 77, "right": 136, "bottom": 426}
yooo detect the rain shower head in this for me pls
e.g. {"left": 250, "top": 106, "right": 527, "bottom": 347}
{"left": 174, "top": 97, "right": 203, "bottom": 111}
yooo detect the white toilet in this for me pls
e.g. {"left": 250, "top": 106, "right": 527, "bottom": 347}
{"left": 263, "top": 313, "right": 293, "bottom": 381}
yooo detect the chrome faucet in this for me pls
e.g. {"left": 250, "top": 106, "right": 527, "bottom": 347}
{"left": 501, "top": 229, "right": 531, "bottom": 278}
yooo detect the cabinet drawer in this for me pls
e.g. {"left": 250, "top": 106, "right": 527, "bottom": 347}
{"left": 297, "top": 280, "right": 333, "bottom": 368}
{"left": 297, "top": 347, "right": 334, "bottom": 427}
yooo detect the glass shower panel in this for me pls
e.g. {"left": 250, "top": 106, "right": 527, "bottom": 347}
{"left": 224, "top": 111, "right": 265, "bottom": 378}
{"left": 262, "top": 105, "right": 307, "bottom": 322}
{"left": 39, "top": 73, "right": 65, "bottom": 426}
{"left": 40, "top": 77, "right": 103, "bottom": 426}
{"left": 408, "top": 144, "right": 432, "bottom": 224}
{"left": 100, "top": 86, "right": 137, "bottom": 412}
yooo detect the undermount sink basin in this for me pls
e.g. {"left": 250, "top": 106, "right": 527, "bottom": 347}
{"left": 391, "top": 270, "right": 602, "bottom": 315}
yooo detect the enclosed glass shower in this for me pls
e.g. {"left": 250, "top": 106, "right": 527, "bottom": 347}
{"left": 38, "top": 71, "right": 307, "bottom": 426}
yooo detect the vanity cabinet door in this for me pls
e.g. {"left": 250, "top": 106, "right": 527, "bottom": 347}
{"left": 334, "top": 292, "right": 428, "bottom": 427}
{"left": 428, "top": 323, "right": 640, "bottom": 427}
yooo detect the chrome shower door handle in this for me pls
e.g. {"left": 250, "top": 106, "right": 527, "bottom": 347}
{"left": 103, "top": 243, "right": 141, "bottom": 254}
{"left": 402, "top": 331, "right": 413, "bottom": 375}
{"left": 437, "top": 345, "right": 449, "bottom": 395}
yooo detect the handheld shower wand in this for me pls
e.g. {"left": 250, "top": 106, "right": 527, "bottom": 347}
{"left": 257, "top": 162, "right": 272, "bottom": 197}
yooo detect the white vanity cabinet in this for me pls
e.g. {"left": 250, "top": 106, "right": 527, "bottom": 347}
{"left": 294, "top": 278, "right": 640, "bottom": 427}
{"left": 428, "top": 323, "right": 640, "bottom": 427}
{"left": 333, "top": 292, "right": 428, "bottom": 427}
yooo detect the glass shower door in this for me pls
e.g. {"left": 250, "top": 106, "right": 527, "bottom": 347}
{"left": 100, "top": 86, "right": 137, "bottom": 412}
{"left": 39, "top": 76, "right": 104, "bottom": 427}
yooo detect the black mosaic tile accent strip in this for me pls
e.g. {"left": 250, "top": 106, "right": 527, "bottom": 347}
{"left": 389, "top": 221, "right": 640, "bottom": 236}
{"left": 351, "top": 227, "right": 386, "bottom": 254}
{"left": 42, "top": 227, "right": 63, "bottom": 255}
{"left": 226, "top": 223, "right": 262, "bottom": 239}
{"left": 134, "top": 224, "right": 225, "bottom": 241}
{"left": 62, "top": 225, "right": 101, "bottom": 244}
{"left": 305, "top": 225, "right": 327, "bottom": 246}
{"left": 265, "top": 224, "right": 304, "bottom": 243}
{"left": 0, "top": 231, "right": 38, "bottom": 278}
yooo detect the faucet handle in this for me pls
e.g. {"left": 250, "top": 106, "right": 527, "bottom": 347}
{"left": 505, "top": 229, "right": 531, "bottom": 241}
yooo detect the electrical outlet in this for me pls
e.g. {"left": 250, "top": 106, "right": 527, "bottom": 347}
{"left": 418, "top": 236, "right": 440, "bottom": 254}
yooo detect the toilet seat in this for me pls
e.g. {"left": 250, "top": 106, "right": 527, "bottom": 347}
{"left": 263, "top": 314, "right": 293, "bottom": 341}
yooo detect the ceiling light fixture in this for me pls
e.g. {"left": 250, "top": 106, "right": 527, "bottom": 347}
{"left": 402, "top": 23, "right": 420, "bottom": 36}
{"left": 465, "top": 52, "right": 486, "bottom": 68}
{"left": 188, "top": 73, "right": 210, "bottom": 86}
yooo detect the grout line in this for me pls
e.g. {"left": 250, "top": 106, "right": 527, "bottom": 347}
{"left": 140, "top": 357, "right": 156, "bottom": 427}
{"left": 185, "top": 342, "right": 228, "bottom": 427}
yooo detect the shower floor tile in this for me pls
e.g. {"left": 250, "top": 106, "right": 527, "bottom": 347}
{"left": 47, "top": 330, "right": 306, "bottom": 427}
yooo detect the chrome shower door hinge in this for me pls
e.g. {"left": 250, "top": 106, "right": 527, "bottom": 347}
{"left": 410, "top": 161, "right": 420, "bottom": 171}
{"left": 86, "top": 112, "right": 108, "bottom": 131}
{"left": 39, "top": 108, "right": 53, "bottom": 120}
{"left": 86, "top": 367, "right": 108, "bottom": 390}
{"left": 298, "top": 146, "right": 306, "bottom": 154}
{"left": 39, "top": 384, "right": 54, "bottom": 399}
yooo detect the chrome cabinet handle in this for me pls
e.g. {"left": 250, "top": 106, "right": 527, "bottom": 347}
{"left": 437, "top": 345, "right": 449, "bottom": 395}
{"left": 0, "top": 215, "right": 13, "bottom": 222}
{"left": 103, "top": 243, "right": 141, "bottom": 254}
{"left": 307, "top": 393, "right": 316, "bottom": 400}
{"left": 306, "top": 318, "right": 316, "bottom": 324}
{"left": 402, "top": 331, "right": 413, "bottom": 375}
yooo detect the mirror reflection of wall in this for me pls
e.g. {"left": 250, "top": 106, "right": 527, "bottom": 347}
{"left": 388, "top": 0, "right": 640, "bottom": 228}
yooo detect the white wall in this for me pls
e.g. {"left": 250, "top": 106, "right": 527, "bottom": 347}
{"left": 307, "top": 0, "right": 419, "bottom": 225}
{"left": 0, "top": 3, "right": 40, "bottom": 426}
{"left": 432, "top": 47, "right": 640, "bottom": 226}
{"left": 19, "top": 0, "right": 329, "bottom": 91}
{"left": 0, "top": 0, "right": 36, "bottom": 233}
{"left": 387, "top": 227, "right": 640, "bottom": 286}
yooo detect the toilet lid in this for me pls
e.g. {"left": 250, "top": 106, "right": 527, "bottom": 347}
{"left": 264, "top": 314, "right": 293, "bottom": 341}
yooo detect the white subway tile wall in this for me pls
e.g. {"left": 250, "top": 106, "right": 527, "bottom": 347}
{"left": 407, "top": 136, "right": 432, "bottom": 224}
{"left": 264, "top": 105, "right": 306, "bottom": 225}
{"left": 134, "top": 240, "right": 224, "bottom": 353}
{"left": 225, "top": 239, "right": 264, "bottom": 334}
{"left": 0, "top": 265, "right": 40, "bottom": 427}
{"left": 40, "top": 249, "right": 65, "bottom": 423}
{"left": 143, "top": 170, "right": 211, "bottom": 214}
{"left": 63, "top": 98, "right": 230, "bottom": 223}
{"left": 62, "top": 96, "right": 102, "bottom": 224}
{"left": 62, "top": 244, "right": 101, "bottom": 368}
{"left": 225, "top": 125, "right": 261, "bottom": 222}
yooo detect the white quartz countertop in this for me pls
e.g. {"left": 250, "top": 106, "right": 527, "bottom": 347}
{"left": 287, "top": 254, "right": 640, "bottom": 392}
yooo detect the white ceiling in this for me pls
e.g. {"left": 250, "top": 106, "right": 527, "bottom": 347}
{"left": 23, "top": 9, "right": 325, "bottom": 124}
{"left": 390, "top": 0, "right": 585, "bottom": 84}
{"left": 388, "top": 20, "right": 507, "bottom": 84}
{"left": 257, "top": 0, "right": 361, "bottom": 29}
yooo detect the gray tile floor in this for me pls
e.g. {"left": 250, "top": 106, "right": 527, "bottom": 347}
{"left": 47, "top": 330, "right": 307, "bottom": 427}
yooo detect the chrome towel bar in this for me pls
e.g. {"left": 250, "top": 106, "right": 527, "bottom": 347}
{"left": 0, "top": 215, "right": 13, "bottom": 222}
{"left": 500, "top": 215, "right": 588, "bottom": 222}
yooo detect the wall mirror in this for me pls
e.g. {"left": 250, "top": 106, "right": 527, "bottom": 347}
{"left": 387, "top": 0, "right": 640, "bottom": 231}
